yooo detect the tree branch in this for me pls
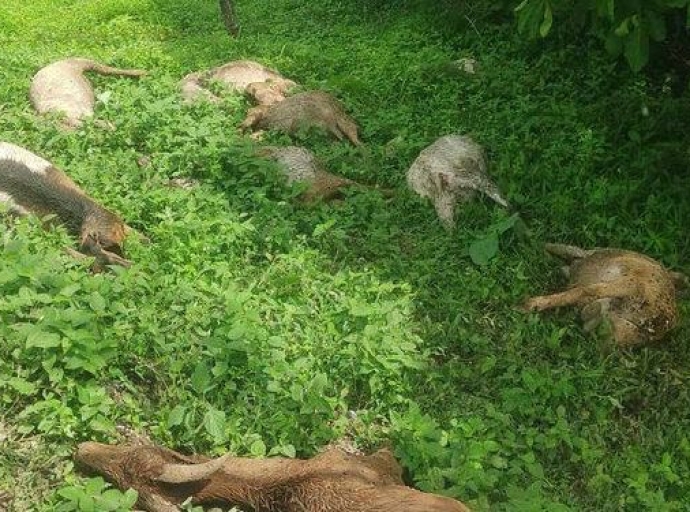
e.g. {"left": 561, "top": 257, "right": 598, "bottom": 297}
{"left": 219, "top": 0, "right": 240, "bottom": 37}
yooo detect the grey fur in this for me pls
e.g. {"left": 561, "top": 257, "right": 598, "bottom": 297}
{"left": 256, "top": 145, "right": 355, "bottom": 202}
{"left": 406, "top": 135, "right": 508, "bottom": 229}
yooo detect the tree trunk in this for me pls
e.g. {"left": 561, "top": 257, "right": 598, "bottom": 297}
{"left": 219, "top": 0, "right": 239, "bottom": 37}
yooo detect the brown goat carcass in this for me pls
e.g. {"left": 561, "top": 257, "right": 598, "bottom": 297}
{"left": 406, "top": 135, "right": 508, "bottom": 229}
{"left": 30, "top": 58, "right": 146, "bottom": 129}
{"left": 179, "top": 60, "right": 297, "bottom": 105}
{"left": 0, "top": 142, "right": 135, "bottom": 269}
{"left": 521, "top": 243, "right": 686, "bottom": 346}
{"left": 76, "top": 441, "right": 472, "bottom": 512}
{"left": 241, "top": 91, "right": 362, "bottom": 146}
{"left": 256, "top": 145, "right": 360, "bottom": 203}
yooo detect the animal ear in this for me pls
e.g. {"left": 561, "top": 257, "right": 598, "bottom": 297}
{"left": 155, "top": 453, "right": 232, "bottom": 484}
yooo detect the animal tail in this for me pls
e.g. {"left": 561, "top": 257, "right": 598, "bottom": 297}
{"left": 477, "top": 179, "right": 509, "bottom": 208}
{"left": 79, "top": 59, "right": 147, "bottom": 78}
{"left": 336, "top": 119, "right": 362, "bottom": 147}
{"left": 544, "top": 243, "right": 592, "bottom": 261}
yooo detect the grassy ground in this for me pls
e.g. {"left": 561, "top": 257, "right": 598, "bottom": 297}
{"left": 0, "top": 0, "right": 689, "bottom": 510}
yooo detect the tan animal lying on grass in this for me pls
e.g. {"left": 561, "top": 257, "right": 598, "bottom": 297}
{"left": 241, "top": 91, "right": 362, "bottom": 146}
{"left": 0, "top": 142, "right": 136, "bottom": 270}
{"left": 30, "top": 58, "right": 146, "bottom": 129}
{"left": 406, "top": 135, "right": 508, "bottom": 229}
{"left": 76, "top": 441, "right": 472, "bottom": 512}
{"left": 179, "top": 60, "right": 297, "bottom": 105}
{"left": 522, "top": 243, "right": 686, "bottom": 347}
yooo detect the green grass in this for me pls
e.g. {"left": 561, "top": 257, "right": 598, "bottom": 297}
{"left": 0, "top": 0, "right": 689, "bottom": 510}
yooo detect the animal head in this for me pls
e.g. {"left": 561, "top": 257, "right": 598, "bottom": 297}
{"left": 79, "top": 213, "right": 132, "bottom": 268}
{"left": 246, "top": 78, "right": 295, "bottom": 106}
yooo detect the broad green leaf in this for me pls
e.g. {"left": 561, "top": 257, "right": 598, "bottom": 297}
{"left": 167, "top": 405, "right": 187, "bottom": 427}
{"left": 250, "top": 439, "right": 267, "bottom": 457}
{"left": 96, "top": 489, "right": 127, "bottom": 511}
{"left": 57, "top": 487, "right": 82, "bottom": 502}
{"left": 78, "top": 495, "right": 95, "bottom": 512}
{"left": 123, "top": 489, "right": 139, "bottom": 507}
{"left": 493, "top": 213, "right": 519, "bottom": 235}
{"left": 469, "top": 233, "right": 499, "bottom": 266}
{"left": 279, "top": 444, "right": 296, "bottom": 458}
{"left": 88, "top": 292, "right": 106, "bottom": 312}
{"left": 6, "top": 377, "right": 37, "bottom": 395}
{"left": 191, "top": 362, "right": 211, "bottom": 393}
{"left": 539, "top": 2, "right": 553, "bottom": 37}
{"left": 614, "top": 17, "right": 631, "bottom": 37}
{"left": 624, "top": 20, "right": 649, "bottom": 71}
{"left": 203, "top": 407, "right": 226, "bottom": 444}
{"left": 26, "top": 329, "right": 61, "bottom": 349}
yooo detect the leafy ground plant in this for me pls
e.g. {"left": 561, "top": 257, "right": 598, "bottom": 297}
{"left": 0, "top": 0, "right": 689, "bottom": 511}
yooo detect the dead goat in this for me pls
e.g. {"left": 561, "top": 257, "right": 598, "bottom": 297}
{"left": 256, "top": 145, "right": 364, "bottom": 203}
{"left": 30, "top": 57, "right": 146, "bottom": 129}
{"left": 76, "top": 441, "right": 472, "bottom": 512}
{"left": 521, "top": 243, "right": 686, "bottom": 347}
{"left": 0, "top": 141, "right": 135, "bottom": 269}
{"left": 179, "top": 60, "right": 297, "bottom": 104}
{"left": 406, "top": 135, "right": 508, "bottom": 229}
{"left": 241, "top": 91, "right": 362, "bottom": 146}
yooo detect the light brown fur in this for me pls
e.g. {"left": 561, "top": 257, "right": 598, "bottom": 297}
{"left": 522, "top": 243, "right": 683, "bottom": 346}
{"left": 30, "top": 58, "right": 146, "bottom": 129}
{"left": 241, "top": 91, "right": 362, "bottom": 146}
{"left": 76, "top": 441, "right": 471, "bottom": 512}
{"left": 179, "top": 60, "right": 296, "bottom": 104}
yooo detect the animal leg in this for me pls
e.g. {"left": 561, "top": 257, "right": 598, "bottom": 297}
{"left": 544, "top": 243, "right": 593, "bottom": 261}
{"left": 521, "top": 279, "right": 636, "bottom": 312}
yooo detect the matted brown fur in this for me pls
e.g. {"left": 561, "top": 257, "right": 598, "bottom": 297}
{"left": 522, "top": 243, "right": 684, "bottom": 346}
{"left": 76, "top": 441, "right": 472, "bottom": 512}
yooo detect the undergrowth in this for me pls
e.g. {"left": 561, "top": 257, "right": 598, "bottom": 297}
{"left": 0, "top": 0, "right": 689, "bottom": 510}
